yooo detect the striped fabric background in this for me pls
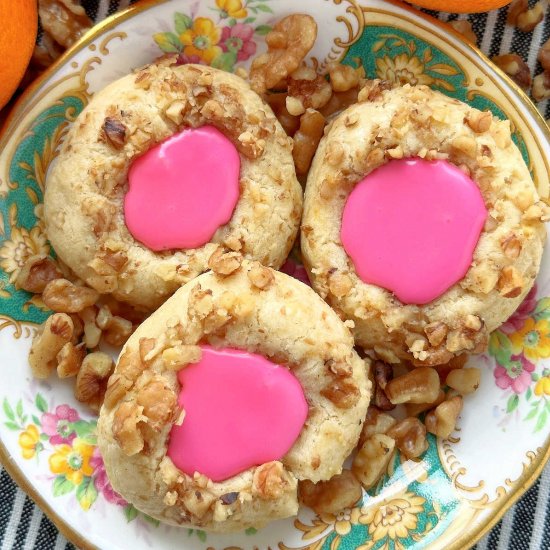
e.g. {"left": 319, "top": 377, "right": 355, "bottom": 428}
{"left": 1, "top": 0, "right": 550, "bottom": 548}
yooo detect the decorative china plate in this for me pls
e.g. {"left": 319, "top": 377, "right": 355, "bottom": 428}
{"left": 1, "top": 1, "right": 549, "bottom": 549}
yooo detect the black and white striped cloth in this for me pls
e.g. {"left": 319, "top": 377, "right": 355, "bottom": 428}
{"left": 2, "top": 1, "right": 550, "bottom": 548}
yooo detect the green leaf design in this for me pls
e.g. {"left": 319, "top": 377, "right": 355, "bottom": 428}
{"left": 153, "top": 32, "right": 182, "bottom": 53}
{"left": 76, "top": 476, "right": 98, "bottom": 511}
{"left": 40, "top": 433, "right": 49, "bottom": 441}
{"left": 534, "top": 297, "right": 550, "bottom": 319}
{"left": 255, "top": 3, "right": 273, "bottom": 13}
{"left": 53, "top": 476, "right": 75, "bottom": 497}
{"left": 142, "top": 514, "right": 160, "bottom": 527}
{"left": 212, "top": 52, "right": 238, "bottom": 72}
{"left": 525, "top": 407, "right": 539, "bottom": 421}
{"left": 196, "top": 530, "right": 207, "bottom": 542}
{"left": 70, "top": 420, "right": 97, "bottom": 445}
{"left": 489, "top": 331, "right": 513, "bottom": 367}
{"left": 535, "top": 409, "right": 548, "bottom": 432}
{"left": 245, "top": 527, "right": 257, "bottom": 535}
{"left": 174, "top": 12, "right": 192, "bottom": 34}
{"left": 228, "top": 17, "right": 237, "bottom": 26}
{"left": 255, "top": 24, "right": 271, "bottom": 35}
{"left": 35, "top": 394, "right": 48, "bottom": 413}
{"left": 506, "top": 394, "right": 519, "bottom": 413}
{"left": 244, "top": 17, "right": 255, "bottom": 24}
{"left": 4, "top": 421, "right": 20, "bottom": 431}
{"left": 526, "top": 387, "right": 533, "bottom": 400}
{"left": 32, "top": 415, "right": 41, "bottom": 426}
{"left": 3, "top": 399, "right": 15, "bottom": 422}
{"left": 124, "top": 504, "right": 139, "bottom": 523}
{"left": 16, "top": 400, "right": 24, "bottom": 420}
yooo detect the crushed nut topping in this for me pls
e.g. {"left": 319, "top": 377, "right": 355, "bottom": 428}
{"left": 101, "top": 117, "right": 127, "bottom": 149}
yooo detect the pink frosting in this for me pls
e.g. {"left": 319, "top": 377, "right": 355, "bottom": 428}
{"left": 341, "top": 158, "right": 487, "bottom": 304}
{"left": 167, "top": 346, "right": 308, "bottom": 482}
{"left": 124, "top": 126, "right": 240, "bottom": 251}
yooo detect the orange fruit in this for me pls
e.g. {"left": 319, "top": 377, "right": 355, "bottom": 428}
{"left": 0, "top": 0, "right": 38, "bottom": 109}
{"left": 403, "top": 0, "right": 512, "bottom": 13}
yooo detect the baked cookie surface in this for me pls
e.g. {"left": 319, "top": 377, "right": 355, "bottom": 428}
{"left": 97, "top": 260, "right": 370, "bottom": 532}
{"left": 44, "top": 59, "right": 302, "bottom": 311}
{"left": 302, "top": 83, "right": 547, "bottom": 365}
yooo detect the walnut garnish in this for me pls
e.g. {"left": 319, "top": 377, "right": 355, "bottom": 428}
{"left": 539, "top": 38, "right": 550, "bottom": 71}
{"left": 465, "top": 110, "right": 492, "bottom": 133}
{"left": 101, "top": 117, "right": 127, "bottom": 149}
{"left": 15, "top": 255, "right": 62, "bottom": 293}
{"left": 491, "top": 54, "right": 531, "bottom": 90}
{"left": 298, "top": 470, "right": 362, "bottom": 513}
{"left": 42, "top": 279, "right": 99, "bottom": 313}
{"left": 320, "top": 380, "right": 360, "bottom": 409}
{"left": 252, "top": 462, "right": 290, "bottom": 499}
{"left": 497, "top": 266, "right": 524, "bottom": 298}
{"left": 136, "top": 380, "right": 176, "bottom": 429}
{"left": 501, "top": 233, "right": 522, "bottom": 259}
{"left": 113, "top": 401, "right": 145, "bottom": 456}
{"left": 74, "top": 352, "right": 114, "bottom": 409}
{"left": 507, "top": 0, "right": 545, "bottom": 32}
{"left": 424, "top": 322, "right": 448, "bottom": 347}
{"left": 208, "top": 248, "right": 243, "bottom": 276}
{"left": 532, "top": 72, "right": 550, "bottom": 102}
{"left": 162, "top": 345, "right": 202, "bottom": 370}
{"left": 449, "top": 20, "right": 478, "bottom": 44}
{"left": 56, "top": 342, "right": 86, "bottom": 378}
{"left": 247, "top": 262, "right": 274, "bottom": 289}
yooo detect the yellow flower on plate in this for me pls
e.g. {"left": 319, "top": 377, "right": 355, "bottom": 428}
{"left": 216, "top": 0, "right": 247, "bottom": 19}
{"left": 49, "top": 438, "right": 94, "bottom": 485}
{"left": 179, "top": 17, "right": 222, "bottom": 63}
{"left": 0, "top": 225, "right": 49, "bottom": 283}
{"left": 19, "top": 424, "right": 41, "bottom": 459}
{"left": 359, "top": 491, "right": 425, "bottom": 541}
{"left": 376, "top": 53, "right": 433, "bottom": 87}
{"left": 320, "top": 507, "right": 362, "bottom": 535}
{"left": 535, "top": 376, "right": 550, "bottom": 396}
{"left": 510, "top": 317, "right": 550, "bottom": 362}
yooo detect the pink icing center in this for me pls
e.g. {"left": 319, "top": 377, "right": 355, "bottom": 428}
{"left": 341, "top": 158, "right": 488, "bottom": 305}
{"left": 124, "top": 126, "right": 240, "bottom": 251}
{"left": 167, "top": 346, "right": 308, "bottom": 482}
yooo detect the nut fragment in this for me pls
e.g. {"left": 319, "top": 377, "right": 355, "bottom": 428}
{"left": 386, "top": 417, "right": 428, "bottom": 459}
{"left": 136, "top": 380, "right": 176, "bottom": 429}
{"left": 208, "top": 248, "right": 243, "bottom": 276}
{"left": 328, "top": 63, "right": 360, "bottom": 92}
{"left": 103, "top": 316, "right": 133, "bottom": 347}
{"left": 539, "top": 38, "right": 550, "bottom": 71}
{"left": 74, "top": 352, "right": 114, "bottom": 408}
{"left": 298, "top": 470, "right": 362, "bottom": 513}
{"left": 516, "top": 2, "right": 545, "bottom": 32}
{"left": 424, "top": 322, "right": 448, "bottom": 347}
{"left": 250, "top": 14, "right": 317, "bottom": 93}
{"left": 359, "top": 407, "right": 397, "bottom": 446}
{"left": 352, "top": 434, "right": 395, "bottom": 490}
{"left": 288, "top": 75, "right": 332, "bottom": 110}
{"left": 247, "top": 262, "right": 274, "bottom": 289}
{"left": 425, "top": 396, "right": 463, "bottom": 439}
{"left": 328, "top": 271, "right": 352, "bottom": 297}
{"left": 500, "top": 233, "right": 522, "bottom": 259}
{"left": 252, "top": 461, "right": 291, "bottom": 500}
{"left": 465, "top": 110, "right": 492, "bottom": 133}
{"left": 320, "top": 379, "right": 360, "bottom": 408}
{"left": 449, "top": 20, "right": 478, "bottom": 44}
{"left": 385, "top": 367, "right": 440, "bottom": 404}
{"left": 497, "top": 266, "right": 524, "bottom": 298}
{"left": 15, "top": 255, "right": 62, "bottom": 293}
{"left": 405, "top": 389, "right": 446, "bottom": 417}
{"left": 532, "top": 72, "right": 550, "bottom": 102}
{"left": 293, "top": 108, "right": 326, "bottom": 176}
{"left": 29, "top": 313, "right": 74, "bottom": 378}
{"left": 113, "top": 401, "right": 145, "bottom": 455}
{"left": 42, "top": 279, "right": 100, "bottom": 313}
{"left": 492, "top": 54, "right": 531, "bottom": 90}
{"left": 446, "top": 368, "right": 481, "bottom": 394}
{"left": 162, "top": 344, "right": 202, "bottom": 370}
{"left": 38, "top": 0, "right": 92, "bottom": 49}
{"left": 56, "top": 342, "right": 86, "bottom": 378}
{"left": 101, "top": 117, "right": 127, "bottom": 149}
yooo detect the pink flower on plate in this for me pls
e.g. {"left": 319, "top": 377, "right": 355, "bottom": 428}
{"left": 41, "top": 404, "right": 79, "bottom": 445}
{"left": 494, "top": 354, "right": 535, "bottom": 394}
{"left": 90, "top": 449, "right": 127, "bottom": 506}
{"left": 500, "top": 284, "right": 538, "bottom": 333}
{"left": 175, "top": 53, "right": 207, "bottom": 65}
{"left": 280, "top": 259, "right": 311, "bottom": 286}
{"left": 220, "top": 23, "right": 257, "bottom": 61}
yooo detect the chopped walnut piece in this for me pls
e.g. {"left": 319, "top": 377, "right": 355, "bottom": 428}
{"left": 357, "top": 79, "right": 392, "bottom": 103}
{"left": 539, "top": 38, "right": 550, "bottom": 72}
{"left": 497, "top": 266, "right": 524, "bottom": 298}
{"left": 162, "top": 344, "right": 202, "bottom": 370}
{"left": 103, "top": 373, "right": 132, "bottom": 409}
{"left": 320, "top": 379, "right": 360, "bottom": 409}
{"left": 449, "top": 20, "right": 478, "bottom": 45}
{"left": 79, "top": 306, "right": 101, "bottom": 349}
{"left": 56, "top": 342, "right": 86, "bottom": 378}
{"left": 293, "top": 108, "right": 326, "bottom": 176}
{"left": 252, "top": 462, "right": 290, "bottom": 500}
{"left": 247, "top": 262, "right": 274, "bottom": 289}
{"left": 181, "top": 489, "right": 216, "bottom": 518}
{"left": 359, "top": 406, "right": 397, "bottom": 447}
{"left": 385, "top": 367, "right": 440, "bottom": 405}
{"left": 249, "top": 14, "right": 317, "bottom": 93}
{"left": 288, "top": 74, "right": 332, "bottom": 110}
{"left": 492, "top": 54, "right": 532, "bottom": 90}
{"left": 38, "top": 0, "right": 92, "bottom": 49}
{"left": 29, "top": 313, "right": 74, "bottom": 378}
{"left": 113, "top": 401, "right": 145, "bottom": 455}
{"left": 103, "top": 316, "right": 133, "bottom": 347}
{"left": 265, "top": 93, "right": 300, "bottom": 136}
{"left": 208, "top": 248, "right": 243, "bottom": 276}
{"left": 446, "top": 368, "right": 481, "bottom": 394}
{"left": 352, "top": 434, "right": 395, "bottom": 490}
{"left": 500, "top": 233, "right": 522, "bottom": 259}
{"left": 42, "top": 279, "right": 99, "bottom": 313}
{"left": 101, "top": 117, "right": 127, "bottom": 149}
{"left": 15, "top": 255, "right": 62, "bottom": 293}
{"left": 298, "top": 470, "right": 362, "bottom": 513}
{"left": 405, "top": 389, "right": 446, "bottom": 417}
{"left": 328, "top": 63, "right": 360, "bottom": 92}
{"left": 387, "top": 417, "right": 428, "bottom": 459}
{"left": 507, "top": 0, "right": 528, "bottom": 24}
{"left": 515, "top": 1, "right": 545, "bottom": 32}
{"left": 320, "top": 88, "right": 359, "bottom": 118}
{"left": 136, "top": 380, "right": 176, "bottom": 429}
{"left": 424, "top": 322, "right": 448, "bottom": 347}
{"left": 425, "top": 396, "right": 463, "bottom": 439}
{"left": 532, "top": 72, "right": 550, "bottom": 102}
{"left": 465, "top": 110, "right": 492, "bottom": 133}
{"left": 74, "top": 352, "right": 114, "bottom": 406}
{"left": 328, "top": 271, "right": 352, "bottom": 297}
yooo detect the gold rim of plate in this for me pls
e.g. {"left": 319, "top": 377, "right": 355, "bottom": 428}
{"left": 0, "top": 1, "right": 549, "bottom": 549}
